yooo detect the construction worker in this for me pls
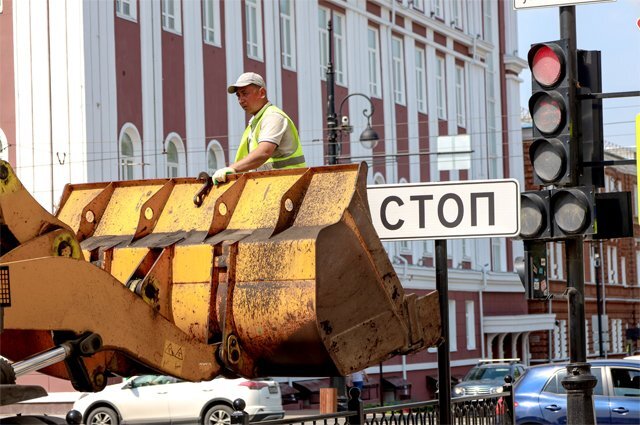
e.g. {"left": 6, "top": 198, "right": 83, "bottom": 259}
{"left": 212, "top": 72, "right": 306, "bottom": 184}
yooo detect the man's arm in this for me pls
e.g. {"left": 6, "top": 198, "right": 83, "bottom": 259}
{"left": 229, "top": 141, "right": 277, "bottom": 173}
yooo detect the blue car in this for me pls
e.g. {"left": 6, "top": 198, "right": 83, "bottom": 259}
{"left": 514, "top": 359, "right": 640, "bottom": 424}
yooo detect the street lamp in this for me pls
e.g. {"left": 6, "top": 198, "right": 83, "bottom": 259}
{"left": 326, "top": 20, "right": 379, "bottom": 165}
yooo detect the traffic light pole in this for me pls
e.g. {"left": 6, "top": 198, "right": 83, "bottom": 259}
{"left": 559, "top": 7, "right": 597, "bottom": 425}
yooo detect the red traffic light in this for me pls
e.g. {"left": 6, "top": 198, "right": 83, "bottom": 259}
{"left": 529, "top": 91, "right": 567, "bottom": 136}
{"left": 529, "top": 43, "right": 565, "bottom": 88}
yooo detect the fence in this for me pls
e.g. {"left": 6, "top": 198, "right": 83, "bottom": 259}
{"left": 231, "top": 378, "right": 516, "bottom": 425}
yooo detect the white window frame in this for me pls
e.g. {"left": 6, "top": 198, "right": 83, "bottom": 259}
{"left": 280, "top": 0, "right": 296, "bottom": 70}
{"left": 206, "top": 140, "right": 225, "bottom": 175}
{"left": 608, "top": 245, "right": 618, "bottom": 284}
{"left": 399, "top": 240, "right": 411, "bottom": 254}
{"left": 120, "top": 133, "right": 135, "bottom": 181}
{"left": 435, "top": 56, "right": 447, "bottom": 119}
{"left": 415, "top": 47, "right": 427, "bottom": 113}
{"left": 203, "top": 0, "right": 221, "bottom": 47}
{"left": 549, "top": 242, "right": 563, "bottom": 280}
{"left": 162, "top": 0, "right": 182, "bottom": 35}
{"left": 116, "top": 0, "right": 137, "bottom": 22}
{"left": 333, "top": 12, "right": 347, "bottom": 86}
{"left": 422, "top": 240, "right": 433, "bottom": 259}
{"left": 166, "top": 140, "right": 180, "bottom": 178}
{"left": 585, "top": 320, "right": 591, "bottom": 355}
{"left": 491, "top": 238, "right": 502, "bottom": 272}
{"left": 455, "top": 64, "right": 466, "bottom": 127}
{"left": 465, "top": 300, "right": 476, "bottom": 350}
{"left": 164, "top": 133, "right": 186, "bottom": 177}
{"left": 449, "top": 300, "right": 457, "bottom": 352}
{"left": 431, "top": 0, "right": 444, "bottom": 19}
{"left": 318, "top": 7, "right": 330, "bottom": 80}
{"left": 391, "top": 36, "right": 405, "bottom": 105}
{"left": 412, "top": 0, "right": 425, "bottom": 12}
{"left": 367, "top": 27, "right": 381, "bottom": 98}
{"left": 621, "top": 256, "right": 627, "bottom": 286}
{"left": 245, "top": 0, "right": 264, "bottom": 61}
{"left": 451, "top": 0, "right": 462, "bottom": 28}
{"left": 318, "top": 9, "right": 346, "bottom": 86}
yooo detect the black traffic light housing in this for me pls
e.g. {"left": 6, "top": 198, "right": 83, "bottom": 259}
{"left": 520, "top": 190, "right": 552, "bottom": 240}
{"left": 515, "top": 241, "right": 549, "bottom": 300}
{"left": 528, "top": 40, "right": 573, "bottom": 187}
{"left": 519, "top": 187, "right": 595, "bottom": 240}
{"left": 577, "top": 49, "right": 604, "bottom": 188}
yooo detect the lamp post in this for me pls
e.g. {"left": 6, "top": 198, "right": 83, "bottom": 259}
{"left": 324, "top": 18, "right": 380, "bottom": 409}
{"left": 326, "top": 20, "right": 379, "bottom": 165}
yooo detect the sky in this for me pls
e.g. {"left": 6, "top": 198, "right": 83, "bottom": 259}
{"left": 516, "top": 0, "right": 640, "bottom": 149}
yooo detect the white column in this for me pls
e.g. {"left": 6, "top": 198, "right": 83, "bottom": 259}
{"left": 183, "top": 0, "right": 206, "bottom": 176}
{"left": 497, "top": 333, "right": 507, "bottom": 359}
{"left": 140, "top": 1, "right": 164, "bottom": 178}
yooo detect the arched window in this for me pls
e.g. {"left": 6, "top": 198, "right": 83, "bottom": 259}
{"left": 373, "top": 172, "right": 386, "bottom": 185}
{"left": 164, "top": 133, "right": 185, "bottom": 177}
{"left": 120, "top": 132, "right": 134, "bottom": 180}
{"left": 0, "top": 129, "right": 8, "bottom": 162}
{"left": 206, "top": 140, "right": 225, "bottom": 175}
{"left": 118, "top": 123, "right": 142, "bottom": 180}
{"left": 166, "top": 139, "right": 179, "bottom": 178}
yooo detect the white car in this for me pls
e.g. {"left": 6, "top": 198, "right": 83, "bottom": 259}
{"left": 70, "top": 375, "right": 285, "bottom": 425}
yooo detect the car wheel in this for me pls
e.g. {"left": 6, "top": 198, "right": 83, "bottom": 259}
{"left": 85, "top": 406, "right": 119, "bottom": 425}
{"left": 203, "top": 404, "right": 233, "bottom": 425}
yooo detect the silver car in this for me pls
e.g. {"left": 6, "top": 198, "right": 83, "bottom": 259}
{"left": 453, "top": 359, "right": 526, "bottom": 397}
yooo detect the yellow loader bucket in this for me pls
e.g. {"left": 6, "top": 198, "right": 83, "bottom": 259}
{"left": 0, "top": 160, "right": 440, "bottom": 387}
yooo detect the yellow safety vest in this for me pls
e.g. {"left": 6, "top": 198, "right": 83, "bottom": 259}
{"left": 235, "top": 104, "right": 306, "bottom": 169}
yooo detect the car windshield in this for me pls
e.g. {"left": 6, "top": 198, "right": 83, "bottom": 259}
{"left": 465, "top": 366, "right": 511, "bottom": 381}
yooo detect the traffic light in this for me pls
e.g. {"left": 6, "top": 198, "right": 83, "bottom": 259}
{"left": 520, "top": 190, "right": 551, "bottom": 240}
{"left": 519, "top": 187, "right": 595, "bottom": 240}
{"left": 528, "top": 40, "right": 573, "bottom": 186}
{"left": 515, "top": 241, "right": 549, "bottom": 300}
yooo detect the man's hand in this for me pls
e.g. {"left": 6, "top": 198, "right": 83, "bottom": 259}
{"left": 212, "top": 167, "right": 236, "bottom": 184}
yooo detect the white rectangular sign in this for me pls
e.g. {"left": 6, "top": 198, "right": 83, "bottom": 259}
{"left": 513, "top": 0, "right": 615, "bottom": 10}
{"left": 367, "top": 179, "right": 520, "bottom": 241}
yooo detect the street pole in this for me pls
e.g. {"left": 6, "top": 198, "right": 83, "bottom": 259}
{"left": 435, "top": 239, "right": 451, "bottom": 425}
{"left": 325, "top": 19, "right": 346, "bottom": 406}
{"left": 559, "top": 6, "right": 596, "bottom": 425}
{"left": 326, "top": 20, "right": 338, "bottom": 166}
{"left": 594, "top": 244, "right": 604, "bottom": 357}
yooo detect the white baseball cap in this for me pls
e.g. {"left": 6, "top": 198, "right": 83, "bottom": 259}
{"left": 227, "top": 72, "right": 266, "bottom": 94}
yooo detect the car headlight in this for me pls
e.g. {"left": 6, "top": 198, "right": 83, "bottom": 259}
{"left": 453, "top": 387, "right": 465, "bottom": 396}
{"left": 490, "top": 386, "right": 504, "bottom": 394}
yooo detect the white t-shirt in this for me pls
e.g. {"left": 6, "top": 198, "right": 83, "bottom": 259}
{"left": 351, "top": 371, "right": 365, "bottom": 382}
{"left": 247, "top": 103, "right": 297, "bottom": 171}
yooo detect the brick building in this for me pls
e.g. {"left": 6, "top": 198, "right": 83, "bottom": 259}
{"left": 522, "top": 125, "right": 640, "bottom": 363}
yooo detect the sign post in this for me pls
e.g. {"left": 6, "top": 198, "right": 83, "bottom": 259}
{"left": 367, "top": 178, "right": 520, "bottom": 423}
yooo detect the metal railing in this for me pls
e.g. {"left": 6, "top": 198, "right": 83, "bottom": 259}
{"left": 232, "top": 378, "right": 516, "bottom": 425}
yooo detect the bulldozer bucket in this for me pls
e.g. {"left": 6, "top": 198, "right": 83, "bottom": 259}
{"left": 0, "top": 159, "right": 440, "bottom": 384}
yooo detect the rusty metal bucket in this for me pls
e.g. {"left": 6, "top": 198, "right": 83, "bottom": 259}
{"left": 0, "top": 160, "right": 440, "bottom": 388}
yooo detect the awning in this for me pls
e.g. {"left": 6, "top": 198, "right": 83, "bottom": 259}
{"left": 382, "top": 377, "right": 411, "bottom": 389}
{"left": 292, "top": 378, "right": 330, "bottom": 393}
{"left": 278, "top": 383, "right": 299, "bottom": 396}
